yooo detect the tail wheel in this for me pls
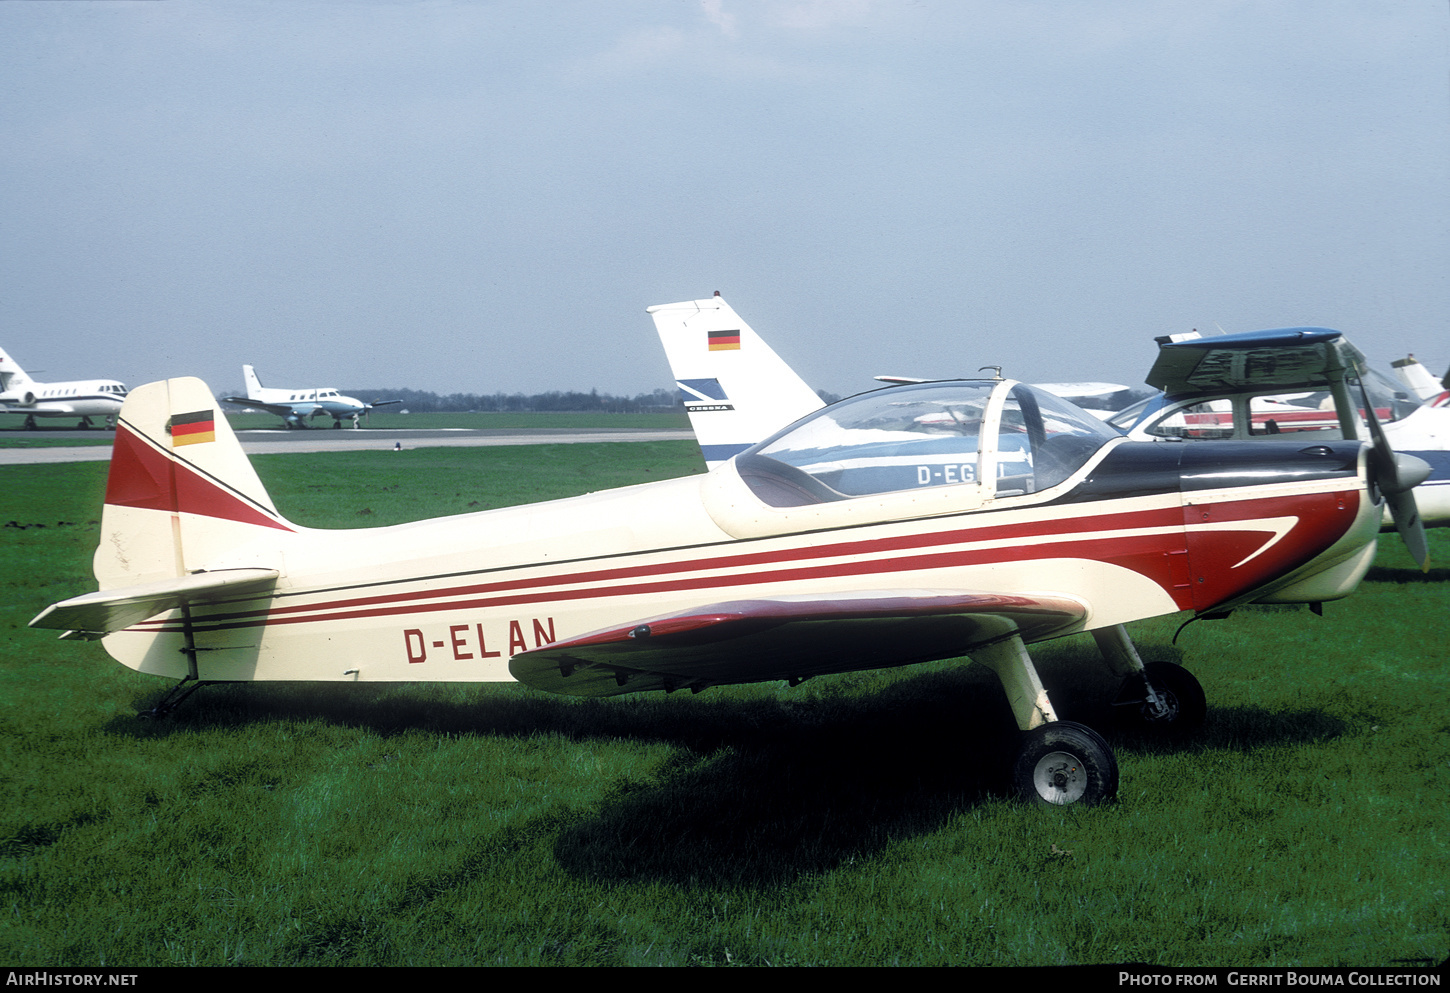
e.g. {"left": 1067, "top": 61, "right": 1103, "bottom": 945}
{"left": 1119, "top": 661, "right": 1206, "bottom": 733}
{"left": 1012, "top": 721, "right": 1118, "bottom": 806}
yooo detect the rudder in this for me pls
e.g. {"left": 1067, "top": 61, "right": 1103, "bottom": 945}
{"left": 647, "top": 295, "right": 824, "bottom": 469}
{"left": 97, "top": 378, "right": 295, "bottom": 591}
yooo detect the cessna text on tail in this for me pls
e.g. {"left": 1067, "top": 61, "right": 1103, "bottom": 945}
{"left": 222, "top": 364, "right": 399, "bottom": 429}
{"left": 0, "top": 346, "right": 127, "bottom": 429}
{"left": 649, "top": 294, "right": 826, "bottom": 469}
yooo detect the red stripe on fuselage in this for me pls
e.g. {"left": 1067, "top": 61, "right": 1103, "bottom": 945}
{"left": 136, "top": 484, "right": 1362, "bottom": 636}
{"left": 1184, "top": 489, "right": 1360, "bottom": 609}
{"left": 138, "top": 502, "right": 1188, "bottom": 632}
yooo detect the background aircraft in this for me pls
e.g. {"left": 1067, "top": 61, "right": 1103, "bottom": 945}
{"left": 0, "top": 346, "right": 127, "bottom": 429}
{"left": 1110, "top": 328, "right": 1449, "bottom": 541}
{"left": 31, "top": 355, "right": 1426, "bottom": 806}
{"left": 1389, "top": 354, "right": 1447, "bottom": 402}
{"left": 222, "top": 364, "right": 399, "bottom": 428}
{"left": 649, "top": 294, "right": 826, "bottom": 469}
{"left": 652, "top": 300, "right": 1448, "bottom": 539}
{"left": 651, "top": 295, "right": 1136, "bottom": 472}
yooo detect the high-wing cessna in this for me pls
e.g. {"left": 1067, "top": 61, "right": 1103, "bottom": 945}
{"left": 31, "top": 320, "right": 1429, "bottom": 806}
{"left": 1108, "top": 329, "right": 1450, "bottom": 540}
{"left": 222, "top": 364, "right": 399, "bottom": 429}
{"left": 649, "top": 294, "right": 826, "bottom": 469}
{"left": 650, "top": 295, "right": 1130, "bottom": 471}
{"left": 0, "top": 346, "right": 128, "bottom": 429}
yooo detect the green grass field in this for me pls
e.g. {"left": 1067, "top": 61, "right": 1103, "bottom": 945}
{"left": 1, "top": 444, "right": 1446, "bottom": 967}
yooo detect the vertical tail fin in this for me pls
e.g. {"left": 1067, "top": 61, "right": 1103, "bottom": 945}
{"left": 242, "top": 364, "right": 265, "bottom": 398}
{"left": 97, "top": 378, "right": 294, "bottom": 591}
{"left": 1390, "top": 355, "right": 1445, "bottom": 403}
{"left": 647, "top": 295, "right": 824, "bottom": 469}
{"left": 0, "top": 346, "right": 34, "bottom": 393}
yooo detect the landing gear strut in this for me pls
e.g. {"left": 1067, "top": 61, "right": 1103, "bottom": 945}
{"left": 972, "top": 634, "right": 1120, "bottom": 807}
{"left": 138, "top": 603, "right": 216, "bottom": 719}
{"left": 1114, "top": 660, "right": 1206, "bottom": 733}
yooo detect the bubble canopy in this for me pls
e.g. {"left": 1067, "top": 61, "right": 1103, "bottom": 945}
{"left": 735, "top": 380, "right": 1122, "bottom": 508}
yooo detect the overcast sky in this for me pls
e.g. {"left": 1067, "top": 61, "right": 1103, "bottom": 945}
{"left": 2, "top": 1, "right": 1447, "bottom": 400}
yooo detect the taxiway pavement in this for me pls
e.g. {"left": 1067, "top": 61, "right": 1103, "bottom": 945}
{"left": 0, "top": 427, "right": 696, "bottom": 465}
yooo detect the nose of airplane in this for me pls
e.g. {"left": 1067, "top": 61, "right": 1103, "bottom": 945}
{"left": 1359, "top": 372, "right": 1430, "bottom": 571}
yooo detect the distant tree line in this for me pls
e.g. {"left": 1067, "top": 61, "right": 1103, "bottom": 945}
{"left": 344, "top": 387, "right": 684, "bottom": 413}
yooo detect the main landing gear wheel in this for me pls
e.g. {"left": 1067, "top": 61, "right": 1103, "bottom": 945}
{"left": 1012, "top": 721, "right": 1118, "bottom": 807}
{"left": 1117, "top": 661, "right": 1206, "bottom": 734}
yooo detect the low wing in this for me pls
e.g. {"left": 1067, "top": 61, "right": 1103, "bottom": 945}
{"left": 1146, "top": 328, "right": 1365, "bottom": 394}
{"left": 29, "top": 568, "right": 280, "bottom": 641}
{"left": 510, "top": 590, "right": 1087, "bottom": 697}
{"left": 221, "top": 397, "right": 311, "bottom": 419}
{"left": 365, "top": 400, "right": 402, "bottom": 410}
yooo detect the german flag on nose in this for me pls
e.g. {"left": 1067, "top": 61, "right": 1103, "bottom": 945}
{"left": 169, "top": 410, "right": 216, "bottom": 447}
{"left": 708, "top": 329, "right": 741, "bottom": 351}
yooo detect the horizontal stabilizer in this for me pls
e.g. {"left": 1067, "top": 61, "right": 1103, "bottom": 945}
{"left": 29, "top": 568, "right": 280, "bottom": 640}
{"left": 510, "top": 590, "right": 1086, "bottom": 696}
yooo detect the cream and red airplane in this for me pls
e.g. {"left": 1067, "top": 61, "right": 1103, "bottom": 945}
{"left": 29, "top": 312, "right": 1428, "bottom": 807}
{"left": 0, "top": 346, "right": 128, "bottom": 430}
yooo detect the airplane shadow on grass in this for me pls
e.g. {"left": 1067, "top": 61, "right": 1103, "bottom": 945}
{"left": 112, "top": 648, "right": 1347, "bottom": 891}
{"left": 1365, "top": 564, "right": 1450, "bottom": 583}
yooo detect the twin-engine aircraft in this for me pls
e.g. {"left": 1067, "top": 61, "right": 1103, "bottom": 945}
{"left": 0, "top": 346, "right": 128, "bottom": 429}
{"left": 222, "top": 364, "right": 399, "bottom": 429}
{"left": 31, "top": 307, "right": 1429, "bottom": 805}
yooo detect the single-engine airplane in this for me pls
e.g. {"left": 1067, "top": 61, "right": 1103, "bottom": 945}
{"left": 1108, "top": 328, "right": 1450, "bottom": 539}
{"left": 654, "top": 302, "right": 1450, "bottom": 535}
{"left": 222, "top": 364, "right": 399, "bottom": 429}
{"left": 0, "top": 346, "right": 128, "bottom": 430}
{"left": 650, "top": 295, "right": 1132, "bottom": 471}
{"left": 649, "top": 294, "right": 826, "bottom": 469}
{"left": 1389, "top": 354, "right": 1448, "bottom": 403}
{"left": 30, "top": 324, "right": 1429, "bottom": 805}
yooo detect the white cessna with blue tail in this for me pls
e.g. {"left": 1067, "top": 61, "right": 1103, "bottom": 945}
{"left": 649, "top": 294, "right": 1130, "bottom": 469}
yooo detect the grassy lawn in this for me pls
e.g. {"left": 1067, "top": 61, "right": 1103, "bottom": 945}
{"left": 1, "top": 446, "right": 1445, "bottom": 967}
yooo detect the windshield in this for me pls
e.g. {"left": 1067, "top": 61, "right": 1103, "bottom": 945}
{"left": 738, "top": 381, "right": 1117, "bottom": 507}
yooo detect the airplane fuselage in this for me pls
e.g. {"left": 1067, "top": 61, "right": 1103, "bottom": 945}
{"left": 97, "top": 432, "right": 1380, "bottom": 687}
{"left": 0, "top": 379, "right": 127, "bottom": 423}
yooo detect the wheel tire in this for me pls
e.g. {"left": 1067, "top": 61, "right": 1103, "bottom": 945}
{"left": 1122, "top": 661, "right": 1206, "bottom": 733}
{"left": 1012, "top": 721, "right": 1118, "bottom": 807}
